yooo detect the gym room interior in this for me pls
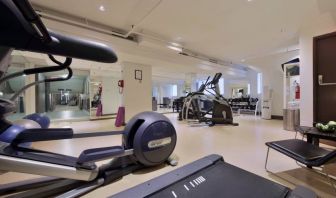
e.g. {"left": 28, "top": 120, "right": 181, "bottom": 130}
{"left": 0, "top": 0, "right": 336, "bottom": 197}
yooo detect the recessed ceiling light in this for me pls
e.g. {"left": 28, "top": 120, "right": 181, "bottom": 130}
{"left": 170, "top": 42, "right": 181, "bottom": 47}
{"left": 167, "top": 45, "right": 182, "bottom": 52}
{"left": 247, "top": 0, "right": 253, "bottom": 2}
{"left": 241, "top": 59, "right": 246, "bottom": 62}
{"left": 99, "top": 5, "right": 105, "bottom": 11}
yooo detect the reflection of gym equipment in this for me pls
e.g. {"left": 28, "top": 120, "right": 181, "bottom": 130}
{"left": 0, "top": 1, "right": 177, "bottom": 197}
{"left": 60, "top": 91, "right": 68, "bottom": 105}
{"left": 111, "top": 154, "right": 317, "bottom": 198}
{"left": 68, "top": 95, "right": 78, "bottom": 106}
{"left": 47, "top": 91, "right": 80, "bottom": 111}
{"left": 91, "top": 84, "right": 102, "bottom": 108}
{"left": 92, "top": 84, "right": 103, "bottom": 116}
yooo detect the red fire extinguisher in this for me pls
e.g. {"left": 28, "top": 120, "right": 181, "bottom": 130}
{"left": 118, "top": 80, "right": 124, "bottom": 94}
{"left": 295, "top": 83, "right": 300, "bottom": 100}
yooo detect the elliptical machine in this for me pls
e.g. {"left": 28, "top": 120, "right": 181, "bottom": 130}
{"left": 0, "top": 0, "right": 177, "bottom": 197}
{"left": 179, "top": 73, "right": 238, "bottom": 127}
{"left": 178, "top": 76, "right": 211, "bottom": 121}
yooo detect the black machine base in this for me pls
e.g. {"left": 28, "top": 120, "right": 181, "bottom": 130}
{"left": 0, "top": 160, "right": 143, "bottom": 198}
{"left": 110, "top": 154, "right": 317, "bottom": 198}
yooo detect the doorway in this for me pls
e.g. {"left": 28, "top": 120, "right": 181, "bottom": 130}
{"left": 313, "top": 31, "right": 336, "bottom": 146}
{"left": 313, "top": 31, "right": 336, "bottom": 123}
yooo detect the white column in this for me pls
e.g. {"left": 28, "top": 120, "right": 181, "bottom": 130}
{"left": 224, "top": 78, "right": 231, "bottom": 98}
{"left": 121, "top": 61, "right": 152, "bottom": 121}
{"left": 158, "top": 84, "right": 163, "bottom": 104}
{"left": 184, "top": 73, "right": 196, "bottom": 93}
{"left": 24, "top": 63, "right": 36, "bottom": 115}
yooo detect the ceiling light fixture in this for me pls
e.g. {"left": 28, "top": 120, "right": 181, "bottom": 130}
{"left": 167, "top": 45, "right": 182, "bottom": 52}
{"left": 99, "top": 5, "right": 105, "bottom": 12}
{"left": 170, "top": 42, "right": 181, "bottom": 47}
{"left": 241, "top": 59, "right": 246, "bottom": 62}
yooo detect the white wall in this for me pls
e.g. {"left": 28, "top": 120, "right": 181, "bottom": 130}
{"left": 24, "top": 63, "right": 36, "bottom": 115}
{"left": 90, "top": 70, "right": 122, "bottom": 115}
{"left": 223, "top": 69, "right": 259, "bottom": 99}
{"left": 300, "top": 13, "right": 336, "bottom": 126}
{"left": 249, "top": 51, "right": 299, "bottom": 116}
{"left": 122, "top": 62, "right": 152, "bottom": 121}
{"left": 101, "top": 77, "right": 122, "bottom": 114}
{"left": 152, "top": 80, "right": 185, "bottom": 103}
{"left": 246, "top": 69, "right": 258, "bottom": 98}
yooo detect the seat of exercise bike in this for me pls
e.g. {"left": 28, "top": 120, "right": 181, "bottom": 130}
{"left": 0, "top": 0, "right": 117, "bottom": 63}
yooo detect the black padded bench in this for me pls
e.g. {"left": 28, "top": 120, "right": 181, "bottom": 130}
{"left": 265, "top": 139, "right": 336, "bottom": 190}
{"left": 266, "top": 139, "right": 336, "bottom": 167}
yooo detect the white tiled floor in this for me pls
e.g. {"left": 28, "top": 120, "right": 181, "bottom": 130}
{"left": 1, "top": 113, "right": 335, "bottom": 197}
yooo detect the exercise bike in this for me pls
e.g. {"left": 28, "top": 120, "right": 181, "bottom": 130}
{"left": 0, "top": 0, "right": 177, "bottom": 197}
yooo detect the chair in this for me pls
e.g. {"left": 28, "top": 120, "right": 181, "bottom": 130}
{"left": 265, "top": 139, "right": 336, "bottom": 190}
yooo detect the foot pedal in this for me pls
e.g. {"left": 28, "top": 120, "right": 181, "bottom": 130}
{"left": 167, "top": 153, "right": 179, "bottom": 166}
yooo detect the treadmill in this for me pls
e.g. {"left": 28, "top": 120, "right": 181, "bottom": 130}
{"left": 110, "top": 154, "right": 317, "bottom": 198}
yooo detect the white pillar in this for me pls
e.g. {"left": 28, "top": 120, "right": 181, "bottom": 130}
{"left": 184, "top": 73, "right": 196, "bottom": 93}
{"left": 224, "top": 78, "right": 231, "bottom": 98}
{"left": 121, "top": 62, "right": 152, "bottom": 121}
{"left": 24, "top": 63, "right": 36, "bottom": 115}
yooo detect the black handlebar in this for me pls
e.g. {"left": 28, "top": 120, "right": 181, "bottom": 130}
{"left": 45, "top": 66, "right": 73, "bottom": 83}
{"left": 12, "top": 0, "right": 52, "bottom": 43}
{"left": 204, "top": 76, "right": 211, "bottom": 85}
{"left": 211, "top": 73, "right": 222, "bottom": 85}
{"left": 0, "top": 0, "right": 118, "bottom": 63}
{"left": 24, "top": 56, "right": 72, "bottom": 75}
{"left": 12, "top": 128, "right": 74, "bottom": 144}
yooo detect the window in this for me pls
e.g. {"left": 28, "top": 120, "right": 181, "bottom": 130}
{"left": 219, "top": 78, "right": 224, "bottom": 95}
{"left": 196, "top": 80, "right": 203, "bottom": 90}
{"left": 152, "top": 86, "right": 158, "bottom": 98}
{"left": 172, "top": 84, "right": 177, "bottom": 97}
{"left": 257, "top": 73, "right": 262, "bottom": 94}
{"left": 247, "top": 83, "right": 251, "bottom": 95}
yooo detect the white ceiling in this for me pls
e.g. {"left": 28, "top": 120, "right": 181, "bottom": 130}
{"left": 28, "top": 0, "right": 336, "bottom": 81}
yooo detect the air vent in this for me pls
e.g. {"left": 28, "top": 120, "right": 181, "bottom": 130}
{"left": 209, "top": 59, "right": 218, "bottom": 64}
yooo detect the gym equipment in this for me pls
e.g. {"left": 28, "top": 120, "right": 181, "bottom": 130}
{"left": 12, "top": 119, "right": 41, "bottom": 130}
{"left": 228, "top": 97, "right": 259, "bottom": 116}
{"left": 111, "top": 154, "right": 317, "bottom": 198}
{"left": 179, "top": 76, "right": 217, "bottom": 122}
{"left": 12, "top": 119, "right": 41, "bottom": 147}
{"left": 179, "top": 73, "right": 238, "bottom": 127}
{"left": 0, "top": 1, "right": 177, "bottom": 197}
{"left": 0, "top": 111, "right": 177, "bottom": 197}
{"left": 23, "top": 113, "right": 50, "bottom": 129}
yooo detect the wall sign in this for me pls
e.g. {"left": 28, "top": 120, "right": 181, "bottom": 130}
{"left": 135, "top": 69, "right": 142, "bottom": 82}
